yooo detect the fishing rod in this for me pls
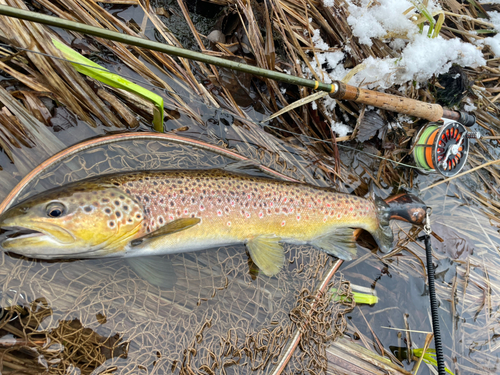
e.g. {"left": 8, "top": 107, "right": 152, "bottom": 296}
{"left": 0, "top": 5, "right": 482, "bottom": 178}
{"left": 0, "top": 42, "right": 421, "bottom": 171}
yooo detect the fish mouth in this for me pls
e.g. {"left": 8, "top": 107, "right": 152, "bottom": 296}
{"left": 0, "top": 225, "right": 52, "bottom": 247}
{"left": 4, "top": 227, "right": 46, "bottom": 240}
{"left": 0, "top": 220, "right": 76, "bottom": 250}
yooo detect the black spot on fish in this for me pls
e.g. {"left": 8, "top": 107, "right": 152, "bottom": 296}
{"left": 114, "top": 201, "right": 120, "bottom": 206}
{"left": 84, "top": 206, "right": 92, "bottom": 213}
{"left": 109, "top": 221, "right": 115, "bottom": 227}
{"left": 170, "top": 201, "right": 174, "bottom": 207}
{"left": 159, "top": 217, "right": 164, "bottom": 224}
{"left": 143, "top": 196, "right": 149, "bottom": 203}
{"left": 113, "top": 182, "right": 120, "bottom": 186}
{"left": 123, "top": 205, "right": 128, "bottom": 211}
{"left": 116, "top": 211, "right": 121, "bottom": 218}
{"left": 105, "top": 208, "right": 112, "bottom": 214}
{"left": 136, "top": 214, "right": 142, "bottom": 219}
{"left": 119, "top": 196, "right": 125, "bottom": 200}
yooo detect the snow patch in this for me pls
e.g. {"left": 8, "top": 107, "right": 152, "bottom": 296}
{"left": 331, "top": 121, "right": 352, "bottom": 137}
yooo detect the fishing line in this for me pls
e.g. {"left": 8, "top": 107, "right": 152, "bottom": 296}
{"left": 0, "top": 42, "right": 421, "bottom": 170}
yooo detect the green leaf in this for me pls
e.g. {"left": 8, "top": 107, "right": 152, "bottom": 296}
{"left": 330, "top": 288, "right": 378, "bottom": 305}
{"left": 413, "top": 348, "right": 455, "bottom": 375}
{"left": 52, "top": 39, "right": 164, "bottom": 132}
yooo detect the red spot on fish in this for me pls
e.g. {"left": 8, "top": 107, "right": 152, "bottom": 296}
{"left": 323, "top": 217, "right": 327, "bottom": 222}
{"left": 199, "top": 204, "right": 205, "bottom": 211}
{"left": 326, "top": 203, "right": 331, "bottom": 208}
{"left": 337, "top": 213, "right": 341, "bottom": 218}
{"left": 296, "top": 215, "right": 301, "bottom": 220}
{"left": 227, "top": 221, "right": 231, "bottom": 226}
{"left": 283, "top": 197, "right": 287, "bottom": 203}
{"left": 270, "top": 202, "right": 274, "bottom": 207}
{"left": 231, "top": 200, "right": 235, "bottom": 206}
{"left": 184, "top": 209, "right": 188, "bottom": 214}
{"left": 245, "top": 212, "right": 250, "bottom": 218}
{"left": 217, "top": 210, "right": 222, "bottom": 216}
{"left": 247, "top": 194, "right": 251, "bottom": 199}
{"left": 281, "top": 221, "right": 286, "bottom": 226}
{"left": 169, "top": 215, "right": 174, "bottom": 220}
{"left": 349, "top": 207, "right": 353, "bottom": 211}
{"left": 308, "top": 204, "right": 312, "bottom": 208}
{"left": 259, "top": 212, "right": 263, "bottom": 218}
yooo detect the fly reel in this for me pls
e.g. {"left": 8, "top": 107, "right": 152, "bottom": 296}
{"left": 412, "top": 120, "right": 471, "bottom": 177}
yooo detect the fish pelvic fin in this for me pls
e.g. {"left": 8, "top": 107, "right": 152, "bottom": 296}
{"left": 373, "top": 196, "right": 394, "bottom": 253}
{"left": 311, "top": 227, "right": 357, "bottom": 260}
{"left": 246, "top": 235, "right": 284, "bottom": 277}
{"left": 126, "top": 256, "right": 177, "bottom": 289}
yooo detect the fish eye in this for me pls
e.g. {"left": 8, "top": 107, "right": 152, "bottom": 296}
{"left": 46, "top": 203, "right": 66, "bottom": 218}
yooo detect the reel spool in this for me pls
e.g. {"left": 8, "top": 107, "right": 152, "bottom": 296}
{"left": 413, "top": 120, "right": 470, "bottom": 177}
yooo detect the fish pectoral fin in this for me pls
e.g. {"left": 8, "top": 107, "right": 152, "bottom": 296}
{"left": 130, "top": 217, "right": 201, "bottom": 247}
{"left": 126, "top": 256, "right": 177, "bottom": 289}
{"left": 311, "top": 228, "right": 357, "bottom": 261}
{"left": 246, "top": 235, "right": 284, "bottom": 277}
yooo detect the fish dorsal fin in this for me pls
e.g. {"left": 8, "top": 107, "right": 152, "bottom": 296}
{"left": 223, "top": 160, "right": 262, "bottom": 173}
{"left": 246, "top": 235, "right": 284, "bottom": 277}
{"left": 130, "top": 218, "right": 201, "bottom": 247}
{"left": 126, "top": 256, "right": 177, "bottom": 289}
{"left": 311, "top": 228, "right": 357, "bottom": 260}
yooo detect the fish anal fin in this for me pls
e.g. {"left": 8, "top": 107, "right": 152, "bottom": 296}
{"left": 126, "top": 256, "right": 177, "bottom": 289}
{"left": 246, "top": 235, "right": 284, "bottom": 277}
{"left": 311, "top": 228, "right": 357, "bottom": 261}
{"left": 130, "top": 218, "right": 201, "bottom": 247}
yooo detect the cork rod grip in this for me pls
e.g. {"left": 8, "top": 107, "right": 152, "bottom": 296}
{"left": 332, "top": 82, "right": 444, "bottom": 122}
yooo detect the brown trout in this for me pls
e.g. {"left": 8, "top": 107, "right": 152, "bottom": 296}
{"left": 0, "top": 169, "right": 395, "bottom": 277}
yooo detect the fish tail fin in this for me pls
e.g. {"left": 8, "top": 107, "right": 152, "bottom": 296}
{"left": 372, "top": 195, "right": 394, "bottom": 253}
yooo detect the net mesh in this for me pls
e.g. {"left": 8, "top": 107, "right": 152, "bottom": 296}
{"left": 0, "top": 137, "right": 353, "bottom": 374}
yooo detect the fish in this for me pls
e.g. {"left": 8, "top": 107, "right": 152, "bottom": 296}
{"left": 0, "top": 168, "right": 400, "bottom": 280}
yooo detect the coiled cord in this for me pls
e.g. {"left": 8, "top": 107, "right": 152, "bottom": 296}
{"left": 424, "top": 234, "right": 446, "bottom": 375}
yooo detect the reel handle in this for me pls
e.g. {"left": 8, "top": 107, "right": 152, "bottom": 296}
{"left": 330, "top": 82, "right": 443, "bottom": 121}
